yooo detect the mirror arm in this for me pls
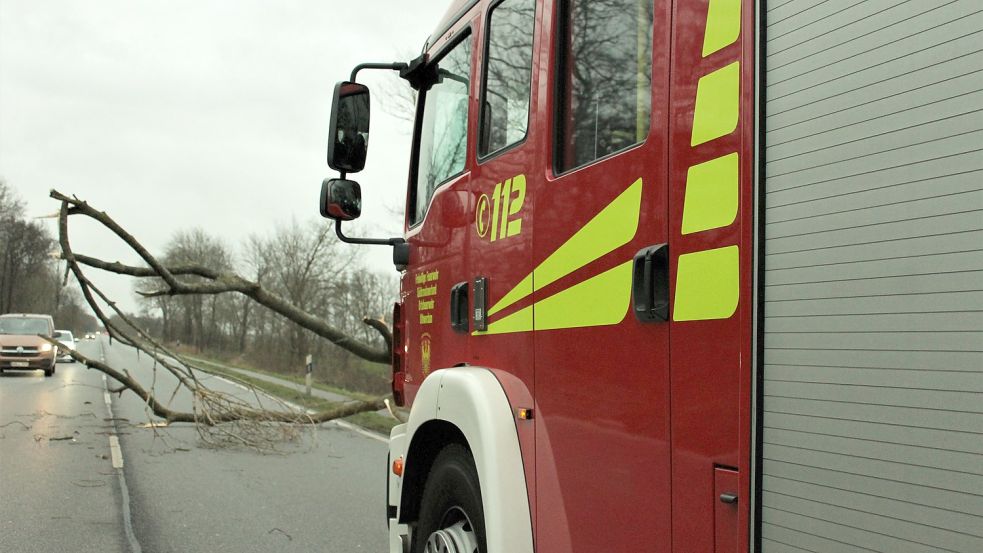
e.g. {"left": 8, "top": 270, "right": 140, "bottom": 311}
{"left": 334, "top": 219, "right": 404, "bottom": 247}
{"left": 436, "top": 68, "right": 468, "bottom": 86}
{"left": 350, "top": 62, "right": 409, "bottom": 83}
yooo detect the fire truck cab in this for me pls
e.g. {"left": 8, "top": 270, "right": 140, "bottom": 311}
{"left": 322, "top": 1, "right": 983, "bottom": 552}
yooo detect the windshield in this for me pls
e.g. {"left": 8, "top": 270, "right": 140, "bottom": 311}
{"left": 411, "top": 34, "right": 472, "bottom": 225}
{"left": 57, "top": 330, "right": 75, "bottom": 342}
{"left": 0, "top": 317, "right": 51, "bottom": 335}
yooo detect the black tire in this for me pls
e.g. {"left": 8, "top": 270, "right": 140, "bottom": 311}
{"left": 44, "top": 364, "right": 54, "bottom": 377}
{"left": 412, "top": 444, "right": 486, "bottom": 553}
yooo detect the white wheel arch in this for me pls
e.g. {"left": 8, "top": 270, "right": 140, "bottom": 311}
{"left": 388, "top": 367, "right": 534, "bottom": 553}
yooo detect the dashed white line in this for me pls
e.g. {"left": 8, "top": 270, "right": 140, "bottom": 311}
{"left": 108, "top": 435, "right": 124, "bottom": 469}
{"left": 100, "top": 371, "right": 122, "bottom": 469}
{"left": 100, "top": 348, "right": 142, "bottom": 553}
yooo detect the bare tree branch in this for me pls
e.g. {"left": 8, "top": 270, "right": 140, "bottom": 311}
{"left": 45, "top": 340, "right": 388, "bottom": 462}
{"left": 44, "top": 338, "right": 386, "bottom": 425}
{"left": 362, "top": 316, "right": 393, "bottom": 354}
{"left": 44, "top": 189, "right": 395, "bottom": 450}
{"left": 49, "top": 190, "right": 390, "bottom": 364}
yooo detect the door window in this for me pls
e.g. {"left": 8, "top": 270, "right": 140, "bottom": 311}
{"left": 555, "top": 0, "right": 654, "bottom": 173}
{"left": 479, "top": 0, "right": 537, "bottom": 158}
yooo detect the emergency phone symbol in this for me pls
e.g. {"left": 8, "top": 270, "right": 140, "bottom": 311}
{"left": 475, "top": 194, "right": 491, "bottom": 238}
{"left": 475, "top": 174, "right": 526, "bottom": 242}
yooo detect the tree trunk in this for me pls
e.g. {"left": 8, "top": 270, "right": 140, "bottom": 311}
{"left": 238, "top": 299, "right": 250, "bottom": 352}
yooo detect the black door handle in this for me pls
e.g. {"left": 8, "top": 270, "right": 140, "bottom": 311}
{"left": 450, "top": 281, "right": 469, "bottom": 333}
{"left": 632, "top": 244, "right": 669, "bottom": 322}
{"left": 720, "top": 492, "right": 738, "bottom": 504}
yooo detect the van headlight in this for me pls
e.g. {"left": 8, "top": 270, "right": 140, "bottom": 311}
{"left": 40, "top": 343, "right": 53, "bottom": 352}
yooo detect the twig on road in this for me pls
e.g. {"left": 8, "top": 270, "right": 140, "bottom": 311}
{"left": 268, "top": 528, "right": 293, "bottom": 541}
{"left": 73, "top": 480, "right": 107, "bottom": 488}
{"left": 0, "top": 420, "right": 31, "bottom": 430}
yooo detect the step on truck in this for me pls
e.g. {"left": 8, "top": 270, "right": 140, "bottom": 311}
{"left": 318, "top": 1, "right": 983, "bottom": 551}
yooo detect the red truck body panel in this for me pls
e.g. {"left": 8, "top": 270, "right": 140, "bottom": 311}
{"left": 397, "top": 1, "right": 754, "bottom": 551}
{"left": 667, "top": 0, "right": 756, "bottom": 551}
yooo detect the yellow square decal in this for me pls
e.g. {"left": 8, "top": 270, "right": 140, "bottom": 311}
{"left": 673, "top": 246, "right": 739, "bottom": 321}
{"left": 692, "top": 62, "right": 740, "bottom": 147}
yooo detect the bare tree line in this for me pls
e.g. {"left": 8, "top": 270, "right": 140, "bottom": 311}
{"left": 3, "top": 177, "right": 401, "bottom": 444}
{"left": 0, "top": 179, "right": 96, "bottom": 331}
{"left": 18, "top": 188, "right": 404, "bottom": 449}
{"left": 139, "top": 219, "right": 396, "bottom": 394}
{"left": 1, "top": 179, "right": 394, "bottom": 397}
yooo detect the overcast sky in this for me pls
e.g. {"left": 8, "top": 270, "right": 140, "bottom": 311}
{"left": 0, "top": 0, "right": 447, "bottom": 313}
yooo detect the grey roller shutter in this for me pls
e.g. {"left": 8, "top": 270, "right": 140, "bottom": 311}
{"left": 760, "top": 1, "right": 983, "bottom": 552}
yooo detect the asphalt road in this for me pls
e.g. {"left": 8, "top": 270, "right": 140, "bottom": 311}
{"left": 1, "top": 338, "right": 389, "bottom": 552}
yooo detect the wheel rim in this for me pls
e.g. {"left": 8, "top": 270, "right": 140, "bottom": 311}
{"left": 423, "top": 508, "right": 479, "bottom": 553}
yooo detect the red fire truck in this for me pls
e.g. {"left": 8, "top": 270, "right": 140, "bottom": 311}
{"left": 320, "top": 1, "right": 983, "bottom": 552}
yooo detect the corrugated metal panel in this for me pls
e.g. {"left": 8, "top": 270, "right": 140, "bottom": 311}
{"left": 760, "top": 1, "right": 983, "bottom": 551}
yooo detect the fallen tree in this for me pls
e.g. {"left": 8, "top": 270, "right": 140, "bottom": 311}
{"left": 46, "top": 189, "right": 402, "bottom": 448}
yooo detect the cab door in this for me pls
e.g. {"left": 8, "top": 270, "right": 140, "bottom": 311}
{"left": 401, "top": 20, "right": 477, "bottom": 401}
{"left": 467, "top": 0, "right": 542, "bottom": 508}
{"left": 532, "top": 1, "right": 673, "bottom": 551}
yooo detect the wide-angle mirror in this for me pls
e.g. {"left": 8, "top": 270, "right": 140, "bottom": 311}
{"left": 319, "top": 178, "right": 362, "bottom": 221}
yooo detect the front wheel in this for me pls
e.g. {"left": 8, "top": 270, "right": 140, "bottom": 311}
{"left": 412, "top": 444, "right": 486, "bottom": 553}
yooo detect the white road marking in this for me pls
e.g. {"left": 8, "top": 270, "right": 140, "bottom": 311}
{"left": 101, "top": 374, "right": 121, "bottom": 468}
{"left": 333, "top": 420, "right": 387, "bottom": 443}
{"left": 109, "top": 435, "right": 124, "bottom": 468}
{"left": 98, "top": 349, "right": 142, "bottom": 553}
{"left": 212, "top": 374, "right": 251, "bottom": 393}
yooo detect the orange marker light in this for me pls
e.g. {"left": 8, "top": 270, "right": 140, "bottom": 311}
{"left": 517, "top": 408, "right": 534, "bottom": 420}
{"left": 392, "top": 456, "right": 404, "bottom": 477}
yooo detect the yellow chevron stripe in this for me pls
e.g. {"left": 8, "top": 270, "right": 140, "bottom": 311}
{"left": 535, "top": 260, "right": 633, "bottom": 331}
{"left": 478, "top": 305, "right": 533, "bottom": 335}
{"left": 691, "top": 61, "right": 740, "bottom": 147}
{"left": 486, "top": 178, "right": 643, "bottom": 318}
{"left": 476, "top": 261, "right": 633, "bottom": 335}
{"left": 486, "top": 274, "right": 533, "bottom": 319}
{"left": 681, "top": 153, "right": 738, "bottom": 234}
{"left": 703, "top": 0, "right": 741, "bottom": 57}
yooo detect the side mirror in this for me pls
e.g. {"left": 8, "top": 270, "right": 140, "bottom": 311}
{"left": 327, "top": 81, "right": 370, "bottom": 173}
{"left": 320, "top": 178, "right": 362, "bottom": 221}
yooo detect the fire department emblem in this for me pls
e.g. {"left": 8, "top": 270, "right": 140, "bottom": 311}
{"left": 420, "top": 333, "right": 432, "bottom": 376}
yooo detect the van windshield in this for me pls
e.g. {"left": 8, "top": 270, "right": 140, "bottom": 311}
{"left": 0, "top": 318, "right": 50, "bottom": 335}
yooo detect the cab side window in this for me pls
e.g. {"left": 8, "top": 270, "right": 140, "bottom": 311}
{"left": 554, "top": 0, "right": 654, "bottom": 173}
{"left": 479, "top": 0, "right": 537, "bottom": 158}
{"left": 412, "top": 34, "right": 473, "bottom": 226}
